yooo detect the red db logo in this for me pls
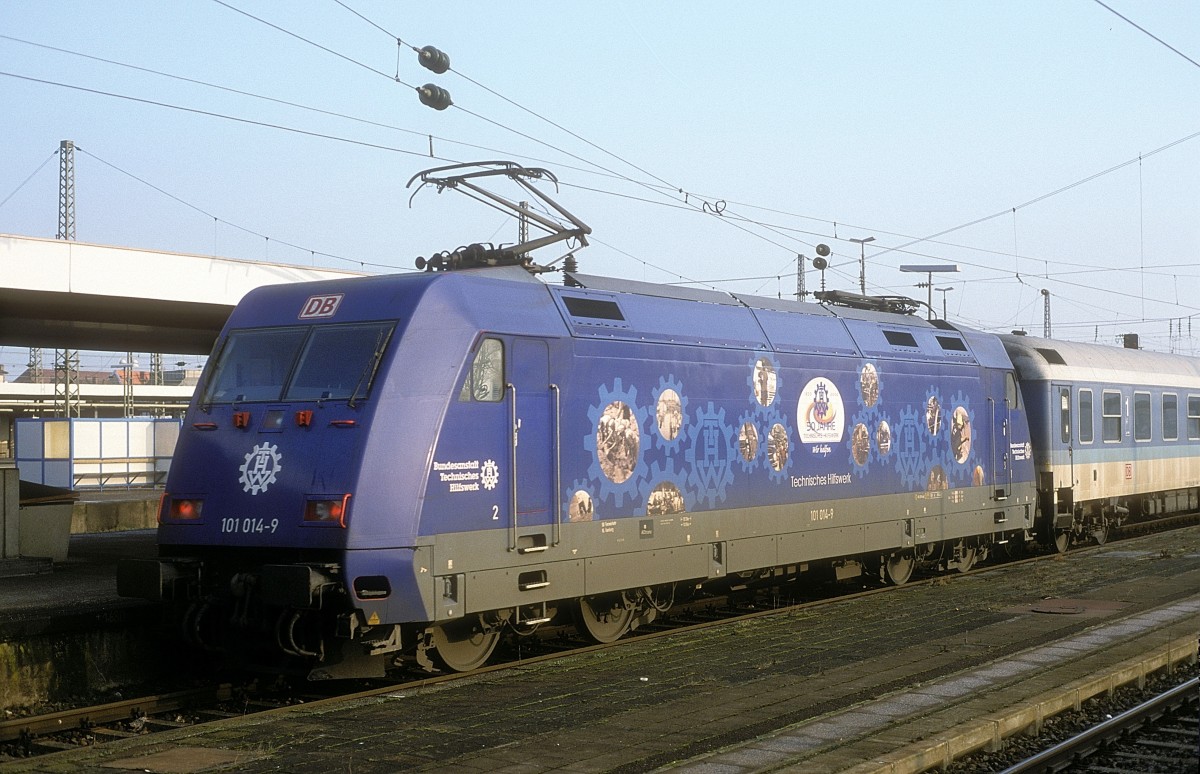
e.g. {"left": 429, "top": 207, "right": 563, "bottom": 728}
{"left": 299, "top": 294, "right": 344, "bottom": 319}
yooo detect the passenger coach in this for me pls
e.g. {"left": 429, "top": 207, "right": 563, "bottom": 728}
{"left": 1001, "top": 334, "right": 1200, "bottom": 551}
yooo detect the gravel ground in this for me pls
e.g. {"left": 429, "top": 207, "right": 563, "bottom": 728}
{"left": 947, "top": 660, "right": 1200, "bottom": 773}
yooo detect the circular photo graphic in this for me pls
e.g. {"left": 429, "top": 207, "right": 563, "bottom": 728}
{"left": 568, "top": 490, "right": 594, "bottom": 522}
{"left": 753, "top": 358, "right": 777, "bottom": 407}
{"left": 926, "top": 395, "right": 942, "bottom": 436}
{"left": 973, "top": 465, "right": 985, "bottom": 486}
{"left": 767, "top": 423, "right": 789, "bottom": 472}
{"left": 860, "top": 363, "right": 879, "bottom": 408}
{"left": 951, "top": 406, "right": 971, "bottom": 463}
{"left": 656, "top": 388, "right": 683, "bottom": 442}
{"left": 876, "top": 420, "right": 892, "bottom": 456}
{"left": 738, "top": 421, "right": 759, "bottom": 462}
{"left": 596, "top": 401, "right": 639, "bottom": 484}
{"left": 798, "top": 378, "right": 844, "bottom": 444}
{"left": 927, "top": 465, "right": 948, "bottom": 491}
{"left": 646, "top": 481, "right": 685, "bottom": 516}
{"left": 852, "top": 422, "right": 870, "bottom": 466}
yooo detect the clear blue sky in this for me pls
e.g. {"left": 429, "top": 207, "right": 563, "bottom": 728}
{"left": 2, "top": 1, "right": 1198, "bottom": 373}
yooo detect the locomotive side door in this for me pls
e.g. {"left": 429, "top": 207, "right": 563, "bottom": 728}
{"left": 507, "top": 338, "right": 557, "bottom": 552}
{"left": 991, "top": 371, "right": 1019, "bottom": 500}
{"left": 1051, "top": 382, "right": 1075, "bottom": 519}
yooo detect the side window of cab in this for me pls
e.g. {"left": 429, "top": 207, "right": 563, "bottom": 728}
{"left": 1005, "top": 372, "right": 1021, "bottom": 410}
{"left": 459, "top": 338, "right": 504, "bottom": 402}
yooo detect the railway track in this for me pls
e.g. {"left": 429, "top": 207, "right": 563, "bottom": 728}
{"left": 997, "top": 675, "right": 1198, "bottom": 774}
{"left": 3, "top": 518, "right": 1196, "bottom": 763}
{"left": 0, "top": 685, "right": 231, "bottom": 757}
{"left": 0, "top": 559, "right": 964, "bottom": 759}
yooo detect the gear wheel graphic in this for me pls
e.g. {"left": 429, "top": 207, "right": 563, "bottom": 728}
{"left": 563, "top": 479, "right": 597, "bottom": 523}
{"left": 760, "top": 405, "right": 795, "bottom": 484}
{"left": 480, "top": 459, "right": 500, "bottom": 490}
{"left": 686, "top": 402, "right": 737, "bottom": 507}
{"left": 746, "top": 353, "right": 782, "bottom": 409}
{"left": 238, "top": 442, "right": 282, "bottom": 495}
{"left": 638, "top": 459, "right": 694, "bottom": 516}
{"left": 651, "top": 374, "right": 689, "bottom": 454}
{"left": 734, "top": 408, "right": 763, "bottom": 474}
{"left": 583, "top": 378, "right": 651, "bottom": 509}
{"left": 891, "top": 405, "right": 929, "bottom": 491}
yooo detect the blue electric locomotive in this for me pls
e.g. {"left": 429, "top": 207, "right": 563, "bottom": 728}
{"left": 120, "top": 263, "right": 1040, "bottom": 677}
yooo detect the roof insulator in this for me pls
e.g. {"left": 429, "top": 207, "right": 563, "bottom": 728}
{"left": 418, "top": 45, "right": 450, "bottom": 74}
{"left": 417, "top": 83, "right": 452, "bottom": 111}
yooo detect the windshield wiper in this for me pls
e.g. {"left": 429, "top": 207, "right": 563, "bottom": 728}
{"left": 347, "top": 329, "right": 392, "bottom": 409}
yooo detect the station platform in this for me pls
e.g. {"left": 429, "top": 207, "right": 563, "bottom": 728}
{"left": 0, "top": 528, "right": 157, "bottom": 622}
{"left": 1, "top": 484, "right": 160, "bottom": 579}
{"left": 3, "top": 525, "right": 1198, "bottom": 773}
{"left": 1, "top": 529, "right": 162, "bottom": 710}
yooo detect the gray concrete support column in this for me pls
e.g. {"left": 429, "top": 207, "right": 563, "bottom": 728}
{"left": 1, "top": 463, "right": 18, "bottom": 558}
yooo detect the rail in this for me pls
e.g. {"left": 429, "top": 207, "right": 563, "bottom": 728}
{"left": 997, "top": 675, "right": 1199, "bottom": 774}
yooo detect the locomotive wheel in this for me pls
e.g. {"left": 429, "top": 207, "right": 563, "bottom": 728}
{"left": 954, "top": 544, "right": 977, "bottom": 573}
{"left": 1053, "top": 530, "right": 1070, "bottom": 554}
{"left": 884, "top": 552, "right": 915, "bottom": 586}
{"left": 429, "top": 616, "right": 500, "bottom": 672}
{"left": 1091, "top": 520, "right": 1110, "bottom": 546}
{"left": 575, "top": 595, "right": 635, "bottom": 643}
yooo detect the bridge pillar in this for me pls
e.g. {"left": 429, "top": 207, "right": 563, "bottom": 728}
{"left": 1, "top": 462, "right": 17, "bottom": 559}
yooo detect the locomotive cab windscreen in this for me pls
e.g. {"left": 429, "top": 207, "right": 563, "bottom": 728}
{"left": 201, "top": 321, "right": 395, "bottom": 405}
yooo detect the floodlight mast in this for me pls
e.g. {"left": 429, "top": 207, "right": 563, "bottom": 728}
{"left": 899, "top": 264, "right": 960, "bottom": 320}
{"left": 849, "top": 236, "right": 875, "bottom": 294}
{"left": 407, "top": 161, "right": 592, "bottom": 272}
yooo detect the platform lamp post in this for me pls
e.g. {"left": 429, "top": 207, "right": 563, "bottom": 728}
{"left": 899, "top": 264, "right": 959, "bottom": 320}
{"left": 850, "top": 236, "right": 875, "bottom": 295}
{"left": 935, "top": 286, "right": 955, "bottom": 320}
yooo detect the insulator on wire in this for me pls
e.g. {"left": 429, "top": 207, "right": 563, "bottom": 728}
{"left": 417, "top": 84, "right": 452, "bottom": 111}
{"left": 418, "top": 45, "right": 450, "bottom": 74}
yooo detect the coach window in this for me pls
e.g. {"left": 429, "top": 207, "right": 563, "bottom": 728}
{"left": 459, "top": 338, "right": 504, "bottom": 402}
{"left": 1058, "top": 387, "right": 1071, "bottom": 444}
{"left": 1102, "top": 390, "right": 1122, "bottom": 442}
{"left": 1162, "top": 394, "right": 1178, "bottom": 441}
{"left": 1188, "top": 396, "right": 1200, "bottom": 440}
{"left": 1133, "top": 392, "right": 1151, "bottom": 442}
{"left": 1078, "top": 389, "right": 1094, "bottom": 443}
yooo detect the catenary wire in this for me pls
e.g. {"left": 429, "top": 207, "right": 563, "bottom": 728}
{"left": 0, "top": 149, "right": 57, "bottom": 210}
{"left": 0, "top": 34, "right": 653, "bottom": 185}
{"left": 237, "top": 1, "right": 823, "bottom": 262}
{"left": 1092, "top": 0, "right": 1200, "bottom": 70}
{"left": 77, "top": 147, "right": 412, "bottom": 272}
{"left": 8, "top": 18, "right": 1197, "bottom": 333}
{"left": 204, "top": 2, "right": 1200, "bottom": 309}
{"left": 210, "top": 0, "right": 405, "bottom": 84}
{"left": 317, "top": 1, "right": 1200, "bottom": 304}
{"left": 9, "top": 68, "right": 1195, "bottom": 322}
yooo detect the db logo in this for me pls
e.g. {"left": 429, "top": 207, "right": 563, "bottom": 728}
{"left": 299, "top": 294, "right": 344, "bottom": 319}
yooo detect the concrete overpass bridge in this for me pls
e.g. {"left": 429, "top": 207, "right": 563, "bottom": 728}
{"left": 0, "top": 233, "right": 366, "bottom": 355}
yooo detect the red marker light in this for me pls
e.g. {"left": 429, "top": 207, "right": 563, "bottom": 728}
{"left": 192, "top": 422, "right": 218, "bottom": 431}
{"left": 329, "top": 419, "right": 357, "bottom": 428}
{"left": 296, "top": 410, "right": 314, "bottom": 427}
{"left": 304, "top": 494, "right": 351, "bottom": 527}
{"left": 167, "top": 497, "right": 204, "bottom": 521}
